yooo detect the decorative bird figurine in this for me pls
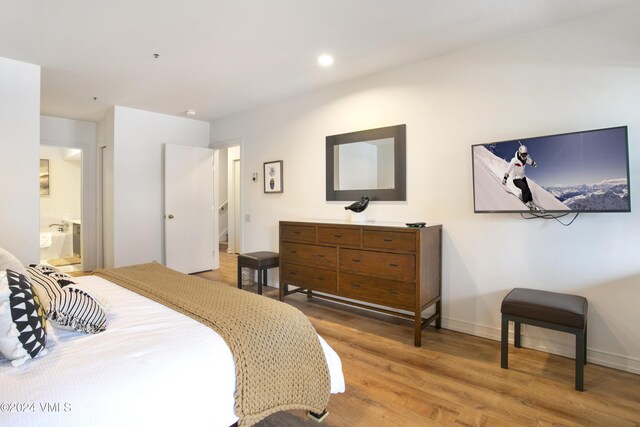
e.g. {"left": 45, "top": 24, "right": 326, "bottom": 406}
{"left": 344, "top": 196, "right": 370, "bottom": 213}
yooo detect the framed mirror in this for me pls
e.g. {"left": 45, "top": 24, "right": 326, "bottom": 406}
{"left": 326, "top": 124, "right": 406, "bottom": 201}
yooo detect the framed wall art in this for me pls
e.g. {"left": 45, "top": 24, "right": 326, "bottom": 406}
{"left": 264, "top": 160, "right": 283, "bottom": 193}
{"left": 40, "top": 159, "right": 50, "bottom": 196}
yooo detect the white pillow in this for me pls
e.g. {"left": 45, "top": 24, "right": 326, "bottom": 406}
{"left": 0, "top": 270, "right": 48, "bottom": 366}
{"left": 0, "top": 247, "right": 27, "bottom": 277}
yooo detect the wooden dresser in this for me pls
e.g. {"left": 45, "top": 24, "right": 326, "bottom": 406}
{"left": 279, "top": 220, "right": 442, "bottom": 346}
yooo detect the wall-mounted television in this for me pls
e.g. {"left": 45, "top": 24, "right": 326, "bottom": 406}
{"left": 472, "top": 126, "right": 630, "bottom": 213}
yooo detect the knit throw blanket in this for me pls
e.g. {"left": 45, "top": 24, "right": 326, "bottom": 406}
{"left": 94, "top": 263, "right": 330, "bottom": 427}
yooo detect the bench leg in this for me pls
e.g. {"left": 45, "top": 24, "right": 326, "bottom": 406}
{"left": 514, "top": 321, "right": 522, "bottom": 348}
{"left": 584, "top": 324, "right": 588, "bottom": 365}
{"left": 237, "top": 265, "right": 242, "bottom": 290}
{"left": 257, "top": 269, "right": 264, "bottom": 295}
{"left": 501, "top": 315, "right": 509, "bottom": 369}
{"left": 576, "top": 331, "right": 585, "bottom": 391}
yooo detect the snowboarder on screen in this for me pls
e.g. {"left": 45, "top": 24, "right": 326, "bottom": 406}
{"left": 502, "top": 145, "right": 538, "bottom": 209}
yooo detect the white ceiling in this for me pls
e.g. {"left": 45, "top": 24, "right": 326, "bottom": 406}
{"left": 0, "top": 0, "right": 634, "bottom": 123}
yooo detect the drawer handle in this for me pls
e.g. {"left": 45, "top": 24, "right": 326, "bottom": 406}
{"left": 294, "top": 231, "right": 301, "bottom": 234}
{"left": 351, "top": 283, "right": 361, "bottom": 288}
{"left": 290, "top": 272, "right": 297, "bottom": 276}
{"left": 317, "top": 277, "right": 324, "bottom": 281}
{"left": 352, "top": 259, "right": 361, "bottom": 263}
{"left": 389, "top": 263, "right": 399, "bottom": 267}
{"left": 317, "top": 254, "right": 325, "bottom": 258}
{"left": 389, "top": 289, "right": 398, "bottom": 295}
{"left": 384, "top": 239, "right": 393, "bottom": 242}
{"left": 334, "top": 234, "right": 342, "bottom": 238}
{"left": 290, "top": 250, "right": 297, "bottom": 254}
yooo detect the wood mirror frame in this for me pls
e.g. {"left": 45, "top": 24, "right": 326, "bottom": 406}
{"left": 326, "top": 124, "right": 406, "bottom": 201}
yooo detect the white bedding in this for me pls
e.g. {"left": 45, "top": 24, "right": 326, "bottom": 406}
{"left": 0, "top": 275, "right": 345, "bottom": 427}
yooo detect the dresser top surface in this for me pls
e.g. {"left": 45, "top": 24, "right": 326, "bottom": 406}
{"left": 280, "top": 219, "right": 441, "bottom": 230}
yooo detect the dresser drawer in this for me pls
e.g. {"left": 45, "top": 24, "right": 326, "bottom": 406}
{"left": 280, "top": 242, "right": 336, "bottom": 269}
{"left": 280, "top": 224, "right": 316, "bottom": 242}
{"left": 339, "top": 272, "right": 415, "bottom": 311}
{"left": 363, "top": 230, "right": 416, "bottom": 252}
{"left": 340, "top": 248, "right": 415, "bottom": 281}
{"left": 318, "top": 226, "right": 361, "bottom": 246}
{"left": 281, "top": 263, "right": 337, "bottom": 293}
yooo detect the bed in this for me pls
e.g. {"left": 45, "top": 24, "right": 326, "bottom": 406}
{"left": 0, "top": 262, "right": 345, "bottom": 427}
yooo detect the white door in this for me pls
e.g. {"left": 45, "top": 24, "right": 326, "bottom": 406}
{"left": 164, "top": 144, "right": 214, "bottom": 273}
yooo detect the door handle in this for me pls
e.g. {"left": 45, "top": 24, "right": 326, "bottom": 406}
{"left": 168, "top": 214, "right": 174, "bottom": 219}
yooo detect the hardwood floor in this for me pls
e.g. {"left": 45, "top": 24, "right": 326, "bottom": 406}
{"left": 196, "top": 246, "right": 238, "bottom": 284}
{"left": 200, "top": 253, "right": 640, "bottom": 426}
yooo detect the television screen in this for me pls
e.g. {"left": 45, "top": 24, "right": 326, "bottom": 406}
{"left": 472, "top": 126, "right": 630, "bottom": 213}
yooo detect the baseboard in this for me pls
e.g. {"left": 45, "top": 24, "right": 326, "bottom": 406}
{"left": 443, "top": 317, "right": 640, "bottom": 375}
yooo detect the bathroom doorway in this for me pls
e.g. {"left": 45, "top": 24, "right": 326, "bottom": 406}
{"left": 39, "top": 145, "right": 83, "bottom": 273}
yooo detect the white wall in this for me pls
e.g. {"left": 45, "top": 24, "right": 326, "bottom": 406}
{"left": 210, "top": 4, "right": 640, "bottom": 373}
{"left": 97, "top": 108, "right": 115, "bottom": 268}
{"left": 40, "top": 115, "right": 98, "bottom": 269}
{"left": 0, "top": 57, "right": 40, "bottom": 263}
{"left": 102, "top": 106, "right": 210, "bottom": 267}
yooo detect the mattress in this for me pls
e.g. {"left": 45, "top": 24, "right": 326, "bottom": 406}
{"left": 0, "top": 275, "right": 345, "bottom": 426}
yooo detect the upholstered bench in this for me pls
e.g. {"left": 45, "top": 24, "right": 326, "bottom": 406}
{"left": 500, "top": 288, "right": 588, "bottom": 391}
{"left": 237, "top": 251, "right": 279, "bottom": 295}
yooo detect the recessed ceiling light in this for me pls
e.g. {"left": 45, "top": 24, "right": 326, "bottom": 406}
{"left": 318, "top": 54, "right": 334, "bottom": 67}
{"left": 186, "top": 109, "right": 197, "bottom": 116}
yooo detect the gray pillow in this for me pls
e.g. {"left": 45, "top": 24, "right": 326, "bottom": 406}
{"left": 0, "top": 246, "right": 27, "bottom": 276}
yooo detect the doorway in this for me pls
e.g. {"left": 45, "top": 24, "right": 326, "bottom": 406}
{"left": 213, "top": 142, "right": 242, "bottom": 255}
{"left": 39, "top": 146, "right": 83, "bottom": 272}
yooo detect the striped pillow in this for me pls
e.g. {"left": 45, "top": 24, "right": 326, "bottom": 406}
{"left": 49, "top": 287, "right": 106, "bottom": 334}
{"left": 28, "top": 264, "right": 76, "bottom": 287}
{"left": 26, "top": 266, "right": 64, "bottom": 315}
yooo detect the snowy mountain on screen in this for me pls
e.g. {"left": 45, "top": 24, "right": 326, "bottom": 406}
{"left": 544, "top": 179, "right": 629, "bottom": 211}
{"left": 473, "top": 146, "right": 569, "bottom": 211}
